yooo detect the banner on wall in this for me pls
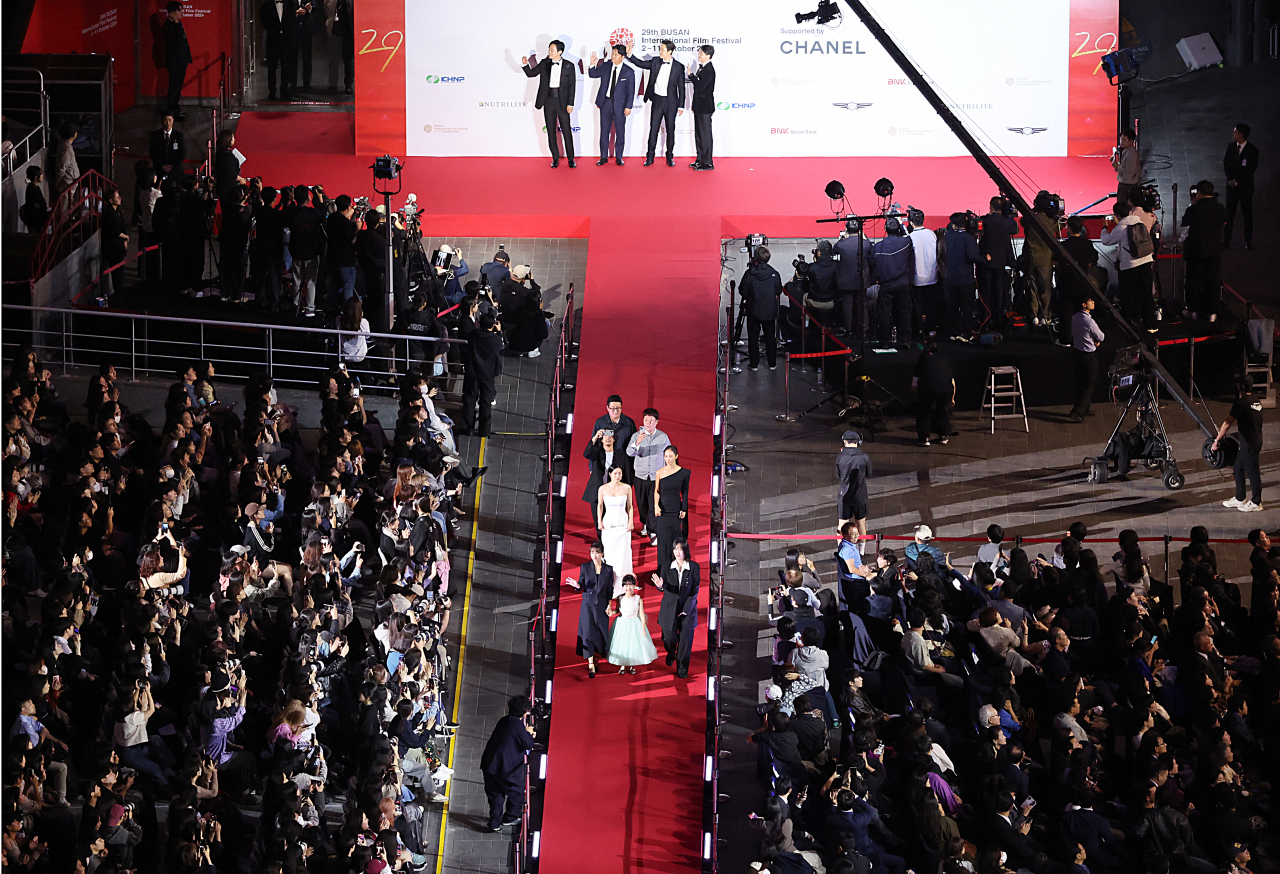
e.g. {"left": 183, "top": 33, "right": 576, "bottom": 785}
{"left": 356, "top": 0, "right": 1116, "bottom": 158}
{"left": 22, "top": 0, "right": 137, "bottom": 111}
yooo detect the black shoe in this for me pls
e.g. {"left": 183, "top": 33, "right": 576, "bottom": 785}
{"left": 500, "top": 818, "right": 521, "bottom": 826}
{"left": 551, "top": 158, "right": 560, "bottom": 168}
{"left": 174, "top": 112, "right": 188, "bottom": 122}
{"left": 666, "top": 157, "right": 675, "bottom": 167}
{"left": 695, "top": 162, "right": 713, "bottom": 171}
{"left": 666, "top": 653, "right": 676, "bottom": 666}
{"left": 490, "top": 825, "right": 503, "bottom": 833}
{"left": 568, "top": 158, "right": 576, "bottom": 168}
{"left": 643, "top": 158, "right": 655, "bottom": 167}
{"left": 1068, "top": 412, "right": 1084, "bottom": 423}
{"left": 675, "top": 669, "right": 688, "bottom": 679}
{"left": 596, "top": 158, "right": 609, "bottom": 166}
{"left": 1245, "top": 241, "right": 1253, "bottom": 250}
{"left": 689, "top": 162, "right": 702, "bottom": 169}
{"left": 588, "top": 664, "right": 596, "bottom": 678}
{"left": 615, "top": 158, "right": 625, "bottom": 166}
{"left": 267, "top": 91, "right": 278, "bottom": 100}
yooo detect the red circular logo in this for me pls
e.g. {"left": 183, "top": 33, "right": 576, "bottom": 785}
{"left": 609, "top": 27, "right": 634, "bottom": 46}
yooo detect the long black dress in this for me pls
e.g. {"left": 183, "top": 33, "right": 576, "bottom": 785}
{"left": 575, "top": 559, "right": 615, "bottom": 658}
{"left": 651, "top": 466, "right": 690, "bottom": 572}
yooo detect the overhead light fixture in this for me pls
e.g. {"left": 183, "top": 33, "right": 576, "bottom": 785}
{"left": 874, "top": 177, "right": 895, "bottom": 198}
{"left": 824, "top": 179, "right": 845, "bottom": 200}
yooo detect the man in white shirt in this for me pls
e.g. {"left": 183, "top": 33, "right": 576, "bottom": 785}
{"left": 625, "top": 39, "right": 687, "bottom": 167}
{"left": 906, "top": 208, "right": 939, "bottom": 341}
{"left": 1100, "top": 200, "right": 1157, "bottom": 331}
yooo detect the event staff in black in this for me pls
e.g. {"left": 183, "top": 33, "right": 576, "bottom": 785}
{"left": 522, "top": 40, "right": 576, "bottom": 168}
{"left": 260, "top": 0, "right": 299, "bottom": 99}
{"left": 1068, "top": 293, "right": 1105, "bottom": 423}
{"left": 687, "top": 45, "right": 716, "bottom": 170}
{"left": 1213, "top": 376, "right": 1264, "bottom": 511}
{"left": 148, "top": 112, "right": 187, "bottom": 179}
{"left": 942, "top": 212, "right": 980, "bottom": 339}
{"left": 588, "top": 45, "right": 634, "bottom": 165}
{"left": 457, "top": 312, "right": 505, "bottom": 436}
{"left": 624, "top": 39, "right": 686, "bottom": 167}
{"left": 871, "top": 218, "right": 913, "bottom": 346}
{"left": 1223, "top": 123, "right": 1258, "bottom": 249}
{"left": 163, "top": 2, "right": 193, "bottom": 119}
{"left": 214, "top": 131, "right": 249, "bottom": 303}
{"left": 1179, "top": 180, "right": 1227, "bottom": 321}
{"left": 739, "top": 244, "right": 783, "bottom": 370}
{"left": 652, "top": 539, "right": 699, "bottom": 678}
{"left": 480, "top": 696, "right": 536, "bottom": 832}
{"left": 978, "top": 197, "right": 1018, "bottom": 331}
{"left": 572, "top": 543, "right": 615, "bottom": 677}
{"left": 833, "top": 218, "right": 870, "bottom": 340}
{"left": 332, "top": 0, "right": 355, "bottom": 94}
{"left": 912, "top": 340, "right": 955, "bottom": 447}
{"left": 835, "top": 430, "right": 871, "bottom": 537}
{"left": 293, "top": 0, "right": 317, "bottom": 89}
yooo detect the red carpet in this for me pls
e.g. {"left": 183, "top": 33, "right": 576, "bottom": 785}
{"left": 232, "top": 110, "right": 1116, "bottom": 872}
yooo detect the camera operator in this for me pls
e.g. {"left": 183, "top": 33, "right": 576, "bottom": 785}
{"left": 942, "top": 212, "right": 980, "bottom": 341}
{"left": 1021, "top": 192, "right": 1059, "bottom": 327}
{"left": 978, "top": 196, "right": 1018, "bottom": 332}
{"left": 480, "top": 695, "right": 537, "bottom": 832}
{"left": 739, "top": 245, "right": 784, "bottom": 371}
{"left": 833, "top": 218, "right": 871, "bottom": 341}
{"left": 456, "top": 312, "right": 505, "bottom": 437}
{"left": 871, "top": 217, "right": 914, "bottom": 348}
{"left": 356, "top": 209, "right": 404, "bottom": 328}
{"left": 481, "top": 248, "right": 511, "bottom": 289}
{"left": 804, "top": 240, "right": 840, "bottom": 320}
{"left": 1179, "top": 180, "right": 1226, "bottom": 322}
{"left": 1056, "top": 215, "right": 1102, "bottom": 312}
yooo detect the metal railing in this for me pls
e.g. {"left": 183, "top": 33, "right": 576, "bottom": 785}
{"left": 2, "top": 120, "right": 48, "bottom": 184}
{"left": 0, "top": 303, "right": 468, "bottom": 390}
{"left": 29, "top": 169, "right": 110, "bottom": 283}
{"left": 518, "top": 282, "right": 577, "bottom": 874}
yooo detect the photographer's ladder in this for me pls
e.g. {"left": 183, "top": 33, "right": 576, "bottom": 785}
{"left": 981, "top": 366, "right": 1028, "bottom": 433}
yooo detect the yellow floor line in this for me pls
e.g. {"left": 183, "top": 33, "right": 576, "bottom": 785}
{"left": 436, "top": 436, "right": 487, "bottom": 874}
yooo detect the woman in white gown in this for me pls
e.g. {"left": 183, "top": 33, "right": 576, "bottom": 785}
{"left": 596, "top": 465, "right": 635, "bottom": 595}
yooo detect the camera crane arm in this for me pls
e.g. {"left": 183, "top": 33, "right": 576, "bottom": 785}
{"left": 836, "top": 0, "right": 1215, "bottom": 440}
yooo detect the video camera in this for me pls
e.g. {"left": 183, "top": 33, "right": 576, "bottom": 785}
{"left": 992, "top": 196, "right": 1018, "bottom": 218}
{"left": 792, "top": 253, "right": 811, "bottom": 275}
{"left": 1032, "top": 190, "right": 1064, "bottom": 219}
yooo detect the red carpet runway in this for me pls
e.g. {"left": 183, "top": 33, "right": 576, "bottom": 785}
{"left": 233, "top": 111, "right": 1113, "bottom": 873}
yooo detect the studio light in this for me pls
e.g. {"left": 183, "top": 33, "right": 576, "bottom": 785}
{"left": 371, "top": 155, "right": 401, "bottom": 180}
{"left": 874, "top": 177, "right": 895, "bottom": 198}
{"left": 824, "top": 179, "right": 846, "bottom": 200}
{"left": 796, "top": 0, "right": 840, "bottom": 25}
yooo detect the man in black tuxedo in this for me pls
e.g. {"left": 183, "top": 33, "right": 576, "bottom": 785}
{"left": 588, "top": 45, "right": 635, "bottom": 165}
{"left": 480, "top": 696, "right": 536, "bottom": 832}
{"left": 571, "top": 543, "right": 615, "bottom": 677}
{"left": 162, "top": 2, "right": 193, "bottom": 119}
{"left": 260, "top": 0, "right": 299, "bottom": 99}
{"left": 651, "top": 538, "right": 699, "bottom": 677}
{"left": 1223, "top": 122, "right": 1258, "bottom": 249}
{"left": 522, "top": 40, "right": 577, "bottom": 168}
{"left": 624, "top": 39, "right": 686, "bottom": 167}
{"left": 148, "top": 112, "right": 186, "bottom": 179}
{"left": 687, "top": 45, "right": 716, "bottom": 170}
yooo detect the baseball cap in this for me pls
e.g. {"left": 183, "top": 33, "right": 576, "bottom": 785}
{"left": 244, "top": 502, "right": 263, "bottom": 518}
{"left": 914, "top": 524, "right": 933, "bottom": 541}
{"left": 1191, "top": 179, "right": 1215, "bottom": 196}
{"left": 511, "top": 264, "right": 531, "bottom": 280}
{"left": 229, "top": 544, "right": 248, "bottom": 556}
{"left": 842, "top": 430, "right": 862, "bottom": 444}
{"left": 107, "top": 804, "right": 126, "bottom": 826}
{"left": 764, "top": 684, "right": 783, "bottom": 702}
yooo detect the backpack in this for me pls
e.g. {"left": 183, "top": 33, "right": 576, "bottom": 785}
{"left": 1126, "top": 220, "right": 1154, "bottom": 259}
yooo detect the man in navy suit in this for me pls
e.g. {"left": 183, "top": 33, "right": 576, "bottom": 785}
{"left": 571, "top": 542, "right": 615, "bottom": 676}
{"left": 588, "top": 44, "right": 634, "bottom": 165}
{"left": 480, "top": 696, "right": 536, "bottom": 832}
{"left": 651, "top": 538, "right": 700, "bottom": 677}
{"left": 624, "top": 39, "right": 686, "bottom": 167}
{"left": 521, "top": 40, "right": 577, "bottom": 168}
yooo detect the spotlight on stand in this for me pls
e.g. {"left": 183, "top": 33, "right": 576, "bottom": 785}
{"left": 796, "top": 0, "right": 841, "bottom": 24}
{"left": 873, "top": 177, "right": 894, "bottom": 199}
{"left": 824, "top": 179, "right": 846, "bottom": 200}
{"left": 372, "top": 154, "right": 402, "bottom": 180}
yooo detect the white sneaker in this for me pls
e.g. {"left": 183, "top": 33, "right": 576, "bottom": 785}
{"left": 526, "top": 348, "right": 541, "bottom": 358}
{"left": 1032, "top": 316, "right": 1041, "bottom": 326}
{"left": 1208, "top": 313, "right": 1217, "bottom": 323}
{"left": 1238, "top": 500, "right": 1263, "bottom": 512}
{"left": 427, "top": 792, "right": 448, "bottom": 803}
{"left": 1222, "top": 497, "right": 1244, "bottom": 508}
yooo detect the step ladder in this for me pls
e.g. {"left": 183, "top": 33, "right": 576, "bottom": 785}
{"left": 981, "top": 365, "right": 1028, "bottom": 433}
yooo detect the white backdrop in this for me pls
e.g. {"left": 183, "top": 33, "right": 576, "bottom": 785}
{"left": 403, "top": 0, "right": 1074, "bottom": 158}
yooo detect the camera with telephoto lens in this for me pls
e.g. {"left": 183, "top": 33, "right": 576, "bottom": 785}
{"left": 792, "top": 253, "right": 810, "bottom": 275}
{"left": 1032, "top": 190, "right": 1064, "bottom": 218}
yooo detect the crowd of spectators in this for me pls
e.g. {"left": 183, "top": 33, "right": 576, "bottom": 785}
{"left": 1, "top": 344, "right": 503, "bottom": 873}
{"left": 750, "top": 521, "right": 1279, "bottom": 874}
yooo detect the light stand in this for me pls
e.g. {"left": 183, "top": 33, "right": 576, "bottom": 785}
{"left": 372, "top": 155, "right": 403, "bottom": 333}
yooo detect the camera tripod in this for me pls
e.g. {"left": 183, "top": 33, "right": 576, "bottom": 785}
{"left": 1087, "top": 372, "right": 1185, "bottom": 490}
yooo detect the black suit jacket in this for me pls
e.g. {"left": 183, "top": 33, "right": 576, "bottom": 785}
{"left": 1223, "top": 140, "right": 1259, "bottom": 190}
{"left": 688, "top": 62, "right": 715, "bottom": 114}
{"left": 149, "top": 128, "right": 187, "bottom": 172}
{"left": 657, "top": 559, "right": 700, "bottom": 631}
{"left": 480, "top": 714, "right": 535, "bottom": 783}
{"left": 259, "top": 0, "right": 299, "bottom": 45}
{"left": 628, "top": 54, "right": 686, "bottom": 105}
{"left": 163, "top": 18, "right": 193, "bottom": 68}
{"left": 581, "top": 438, "right": 630, "bottom": 504}
{"left": 523, "top": 57, "right": 576, "bottom": 110}
{"left": 578, "top": 560, "right": 615, "bottom": 606}
{"left": 467, "top": 329, "right": 506, "bottom": 383}
{"left": 991, "top": 812, "right": 1040, "bottom": 869}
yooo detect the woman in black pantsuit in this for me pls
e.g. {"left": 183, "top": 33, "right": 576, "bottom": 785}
{"left": 651, "top": 446, "right": 690, "bottom": 573}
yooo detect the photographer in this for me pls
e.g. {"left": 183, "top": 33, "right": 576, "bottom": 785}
{"left": 833, "top": 218, "right": 871, "bottom": 340}
{"left": 978, "top": 196, "right": 1018, "bottom": 332}
{"left": 871, "top": 217, "right": 914, "bottom": 348}
{"left": 1021, "top": 192, "right": 1059, "bottom": 327}
{"left": 804, "top": 240, "right": 840, "bottom": 320}
{"left": 739, "top": 245, "right": 784, "bottom": 371}
{"left": 457, "top": 312, "right": 505, "bottom": 437}
{"left": 480, "top": 695, "right": 536, "bottom": 832}
{"left": 498, "top": 265, "right": 548, "bottom": 358}
{"left": 942, "top": 212, "right": 981, "bottom": 340}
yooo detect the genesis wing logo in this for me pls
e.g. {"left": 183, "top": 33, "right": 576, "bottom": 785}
{"left": 833, "top": 102, "right": 873, "bottom": 111}
{"left": 1007, "top": 126, "right": 1047, "bottom": 135}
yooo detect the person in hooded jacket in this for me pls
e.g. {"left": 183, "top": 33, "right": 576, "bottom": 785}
{"left": 872, "top": 217, "right": 914, "bottom": 347}
{"left": 740, "top": 245, "right": 784, "bottom": 371}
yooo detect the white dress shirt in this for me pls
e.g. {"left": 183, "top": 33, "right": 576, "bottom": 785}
{"left": 275, "top": 0, "right": 283, "bottom": 20}
{"left": 653, "top": 59, "right": 673, "bottom": 95}
{"left": 549, "top": 58, "right": 563, "bottom": 88}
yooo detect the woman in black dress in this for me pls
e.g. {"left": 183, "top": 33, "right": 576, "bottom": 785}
{"left": 651, "top": 446, "right": 690, "bottom": 573}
